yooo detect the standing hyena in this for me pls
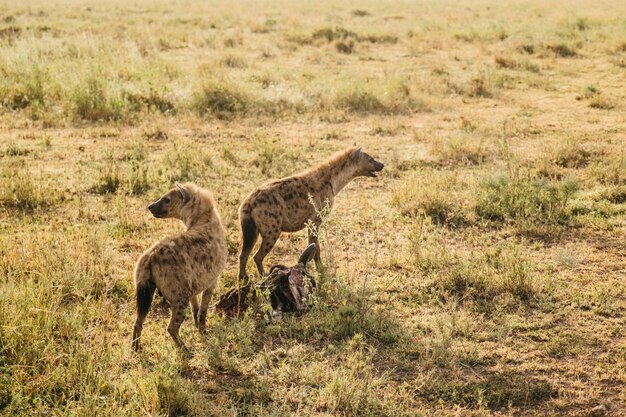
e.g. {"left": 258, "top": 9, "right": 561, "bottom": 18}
{"left": 238, "top": 146, "right": 384, "bottom": 279}
{"left": 132, "top": 182, "right": 227, "bottom": 351}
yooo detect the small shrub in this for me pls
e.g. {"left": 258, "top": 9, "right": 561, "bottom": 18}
{"left": 90, "top": 153, "right": 121, "bottom": 195}
{"left": 4, "top": 67, "right": 48, "bottom": 111}
{"left": 127, "top": 162, "right": 149, "bottom": 195}
{"left": 5, "top": 142, "right": 30, "bottom": 157}
{"left": 579, "top": 85, "right": 600, "bottom": 99}
{"left": 467, "top": 75, "right": 493, "bottom": 98}
{"left": 122, "top": 139, "right": 147, "bottom": 162}
{"left": 165, "top": 143, "right": 207, "bottom": 182}
{"left": 192, "top": 81, "right": 251, "bottom": 118}
{"left": 572, "top": 17, "right": 591, "bottom": 31}
{"left": 534, "top": 158, "right": 566, "bottom": 180}
{"left": 418, "top": 372, "right": 555, "bottom": 409}
{"left": 72, "top": 76, "right": 117, "bottom": 121}
{"left": 485, "top": 244, "right": 535, "bottom": 299}
{"left": 457, "top": 69, "right": 505, "bottom": 99}
{"left": 552, "top": 139, "right": 591, "bottom": 168}
{"left": 476, "top": 173, "right": 579, "bottom": 226}
{"left": 545, "top": 332, "right": 582, "bottom": 358}
{"left": 351, "top": 9, "right": 370, "bottom": 17}
{"left": 596, "top": 185, "right": 626, "bottom": 204}
{"left": 126, "top": 88, "right": 175, "bottom": 114}
{"left": 223, "top": 37, "right": 240, "bottom": 48}
{"left": 589, "top": 96, "right": 616, "bottom": 110}
{"left": 252, "top": 138, "right": 300, "bottom": 177}
{"left": 334, "top": 87, "right": 385, "bottom": 114}
{"left": 142, "top": 126, "right": 169, "bottom": 141}
{"left": 431, "top": 136, "right": 490, "bottom": 167}
{"left": 588, "top": 155, "right": 625, "bottom": 186}
{"left": 0, "top": 162, "right": 51, "bottom": 211}
{"left": 332, "top": 79, "right": 414, "bottom": 114}
{"left": 522, "top": 60, "right": 541, "bottom": 73}
{"left": 157, "top": 379, "right": 197, "bottom": 417}
{"left": 432, "top": 244, "right": 537, "bottom": 302}
{"left": 312, "top": 27, "right": 357, "bottom": 42}
{"left": 519, "top": 43, "right": 535, "bottom": 54}
{"left": 220, "top": 54, "right": 247, "bottom": 69}
{"left": 391, "top": 173, "right": 468, "bottom": 226}
{"left": 437, "top": 261, "right": 489, "bottom": 299}
{"left": 361, "top": 33, "right": 398, "bottom": 44}
{"left": 0, "top": 26, "right": 21, "bottom": 42}
{"left": 369, "top": 125, "right": 399, "bottom": 136}
{"left": 309, "top": 26, "right": 396, "bottom": 46}
{"left": 297, "top": 302, "right": 402, "bottom": 344}
{"left": 335, "top": 40, "right": 354, "bottom": 54}
{"left": 495, "top": 55, "right": 518, "bottom": 69}
{"left": 548, "top": 43, "right": 577, "bottom": 57}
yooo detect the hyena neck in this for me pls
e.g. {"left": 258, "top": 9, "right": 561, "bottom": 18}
{"left": 325, "top": 163, "right": 358, "bottom": 195}
{"left": 183, "top": 205, "right": 218, "bottom": 231}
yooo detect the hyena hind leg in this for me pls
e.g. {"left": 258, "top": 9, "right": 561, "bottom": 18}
{"left": 167, "top": 299, "right": 188, "bottom": 348}
{"left": 253, "top": 230, "right": 280, "bottom": 277}
{"left": 190, "top": 295, "right": 200, "bottom": 327}
{"left": 197, "top": 288, "right": 214, "bottom": 334}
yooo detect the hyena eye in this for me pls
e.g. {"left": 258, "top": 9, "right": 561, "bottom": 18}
{"left": 163, "top": 197, "right": 171, "bottom": 204}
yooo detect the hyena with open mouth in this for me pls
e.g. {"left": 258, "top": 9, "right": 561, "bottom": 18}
{"left": 132, "top": 182, "right": 227, "bottom": 351}
{"left": 238, "top": 146, "right": 384, "bottom": 279}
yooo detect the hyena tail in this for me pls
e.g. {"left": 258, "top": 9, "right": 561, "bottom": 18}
{"left": 132, "top": 264, "right": 157, "bottom": 351}
{"left": 136, "top": 277, "right": 156, "bottom": 318}
{"left": 240, "top": 214, "right": 258, "bottom": 254}
{"left": 238, "top": 208, "right": 260, "bottom": 279}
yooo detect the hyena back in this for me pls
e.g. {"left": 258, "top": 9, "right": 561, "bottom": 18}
{"left": 238, "top": 146, "right": 384, "bottom": 279}
{"left": 132, "top": 182, "right": 227, "bottom": 351}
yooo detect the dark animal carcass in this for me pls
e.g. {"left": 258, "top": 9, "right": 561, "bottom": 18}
{"left": 215, "top": 243, "right": 317, "bottom": 318}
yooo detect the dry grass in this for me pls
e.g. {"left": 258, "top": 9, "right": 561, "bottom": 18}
{"left": 1, "top": 0, "right": 625, "bottom": 416}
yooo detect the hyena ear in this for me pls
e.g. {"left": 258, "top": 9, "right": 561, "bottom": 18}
{"left": 175, "top": 183, "right": 191, "bottom": 204}
{"left": 352, "top": 145, "right": 362, "bottom": 158}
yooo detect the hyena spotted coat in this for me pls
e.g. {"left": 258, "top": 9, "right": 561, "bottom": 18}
{"left": 132, "top": 182, "right": 227, "bottom": 351}
{"left": 238, "top": 146, "right": 384, "bottom": 279}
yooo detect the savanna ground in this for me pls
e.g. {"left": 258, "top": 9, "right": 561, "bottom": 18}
{"left": 0, "top": 0, "right": 625, "bottom": 415}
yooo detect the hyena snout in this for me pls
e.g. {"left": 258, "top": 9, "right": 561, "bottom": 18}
{"left": 147, "top": 200, "right": 166, "bottom": 218}
{"left": 367, "top": 159, "right": 384, "bottom": 177}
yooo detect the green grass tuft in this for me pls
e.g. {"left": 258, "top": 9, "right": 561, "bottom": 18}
{"left": 476, "top": 173, "right": 579, "bottom": 226}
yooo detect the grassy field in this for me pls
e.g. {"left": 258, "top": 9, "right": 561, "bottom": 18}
{"left": 1, "top": 0, "right": 625, "bottom": 415}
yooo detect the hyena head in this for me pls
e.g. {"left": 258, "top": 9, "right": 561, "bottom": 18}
{"left": 147, "top": 183, "right": 193, "bottom": 220}
{"left": 351, "top": 147, "right": 385, "bottom": 178}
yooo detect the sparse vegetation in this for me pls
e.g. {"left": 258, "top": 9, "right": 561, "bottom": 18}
{"left": 392, "top": 172, "right": 469, "bottom": 227}
{"left": 90, "top": 153, "right": 121, "bottom": 194}
{"left": 548, "top": 43, "right": 578, "bottom": 57}
{"left": 1, "top": 0, "right": 625, "bottom": 416}
{"left": 192, "top": 80, "right": 252, "bottom": 118}
{"left": 476, "top": 172, "right": 579, "bottom": 227}
{"left": 0, "top": 161, "right": 53, "bottom": 211}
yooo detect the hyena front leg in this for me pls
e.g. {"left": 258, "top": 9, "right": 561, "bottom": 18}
{"left": 253, "top": 228, "right": 280, "bottom": 277}
{"left": 197, "top": 288, "right": 214, "bottom": 334}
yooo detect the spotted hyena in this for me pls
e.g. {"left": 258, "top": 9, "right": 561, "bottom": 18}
{"left": 238, "top": 146, "right": 384, "bottom": 279}
{"left": 132, "top": 182, "right": 227, "bottom": 351}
